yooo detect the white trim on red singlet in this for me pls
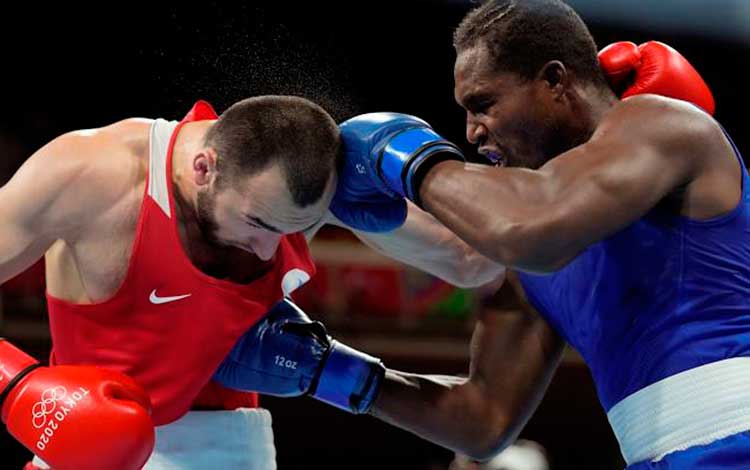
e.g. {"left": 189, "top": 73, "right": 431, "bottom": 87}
{"left": 148, "top": 119, "right": 179, "bottom": 218}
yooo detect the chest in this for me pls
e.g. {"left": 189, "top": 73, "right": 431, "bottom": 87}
{"left": 522, "top": 217, "right": 682, "bottom": 347}
{"left": 46, "top": 188, "right": 275, "bottom": 303}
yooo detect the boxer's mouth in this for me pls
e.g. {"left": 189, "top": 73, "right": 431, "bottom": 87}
{"left": 478, "top": 147, "right": 506, "bottom": 167}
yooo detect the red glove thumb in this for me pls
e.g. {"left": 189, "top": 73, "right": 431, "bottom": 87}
{"left": 599, "top": 41, "right": 715, "bottom": 115}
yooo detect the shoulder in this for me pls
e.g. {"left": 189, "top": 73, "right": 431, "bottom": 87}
{"left": 57, "top": 117, "right": 154, "bottom": 158}
{"left": 12, "top": 118, "right": 153, "bottom": 234}
{"left": 596, "top": 95, "right": 725, "bottom": 167}
{"left": 34, "top": 118, "right": 150, "bottom": 190}
{"left": 36, "top": 117, "right": 152, "bottom": 163}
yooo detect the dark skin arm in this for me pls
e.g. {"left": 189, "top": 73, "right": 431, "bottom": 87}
{"left": 420, "top": 96, "right": 740, "bottom": 272}
{"left": 370, "top": 271, "right": 564, "bottom": 461}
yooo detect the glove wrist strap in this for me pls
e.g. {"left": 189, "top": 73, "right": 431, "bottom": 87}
{"left": 311, "top": 341, "right": 385, "bottom": 414}
{"left": 0, "top": 339, "right": 42, "bottom": 407}
{"left": 377, "top": 127, "right": 465, "bottom": 208}
{"left": 406, "top": 144, "right": 464, "bottom": 208}
{"left": 0, "top": 363, "right": 42, "bottom": 409}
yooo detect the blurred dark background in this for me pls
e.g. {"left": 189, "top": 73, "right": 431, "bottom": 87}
{"left": 1, "top": 1, "right": 747, "bottom": 469}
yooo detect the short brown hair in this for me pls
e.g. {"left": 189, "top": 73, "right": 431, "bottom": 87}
{"left": 205, "top": 95, "right": 340, "bottom": 207}
{"left": 454, "top": 0, "right": 607, "bottom": 86}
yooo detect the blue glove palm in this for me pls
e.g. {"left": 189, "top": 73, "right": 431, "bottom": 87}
{"left": 214, "top": 298, "right": 384, "bottom": 414}
{"left": 215, "top": 299, "right": 328, "bottom": 397}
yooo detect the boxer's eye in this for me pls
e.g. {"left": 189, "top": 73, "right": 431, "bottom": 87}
{"left": 463, "top": 94, "right": 494, "bottom": 115}
{"left": 244, "top": 215, "right": 282, "bottom": 233}
{"left": 475, "top": 100, "right": 494, "bottom": 114}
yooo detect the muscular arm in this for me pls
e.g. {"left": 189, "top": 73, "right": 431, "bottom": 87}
{"left": 420, "top": 97, "right": 732, "bottom": 272}
{"left": 327, "top": 201, "right": 506, "bottom": 288}
{"left": 370, "top": 272, "right": 564, "bottom": 460}
{"left": 0, "top": 133, "right": 104, "bottom": 284}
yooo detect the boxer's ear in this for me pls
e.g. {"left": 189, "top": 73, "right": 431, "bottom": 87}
{"left": 538, "top": 60, "right": 568, "bottom": 99}
{"left": 193, "top": 148, "right": 218, "bottom": 186}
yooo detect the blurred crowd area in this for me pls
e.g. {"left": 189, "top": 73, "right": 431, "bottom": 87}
{"left": 1, "top": 1, "right": 747, "bottom": 468}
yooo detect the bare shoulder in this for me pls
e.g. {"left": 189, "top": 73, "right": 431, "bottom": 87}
{"left": 72, "top": 117, "right": 153, "bottom": 159}
{"left": 595, "top": 95, "right": 739, "bottom": 218}
{"left": 4, "top": 118, "right": 153, "bottom": 237}
{"left": 597, "top": 95, "right": 725, "bottom": 165}
{"left": 40, "top": 119, "right": 150, "bottom": 188}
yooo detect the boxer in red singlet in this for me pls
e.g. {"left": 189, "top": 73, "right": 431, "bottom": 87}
{"left": 1, "top": 96, "right": 504, "bottom": 469}
{"left": 1, "top": 96, "right": 336, "bottom": 469}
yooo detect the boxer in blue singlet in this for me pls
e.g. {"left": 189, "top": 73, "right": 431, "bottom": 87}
{"left": 362, "top": 1, "right": 749, "bottom": 466}
{"left": 213, "top": 1, "right": 750, "bottom": 467}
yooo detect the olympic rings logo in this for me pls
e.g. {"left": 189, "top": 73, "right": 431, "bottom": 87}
{"left": 31, "top": 386, "right": 67, "bottom": 429}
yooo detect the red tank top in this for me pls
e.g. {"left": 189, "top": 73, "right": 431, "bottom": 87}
{"left": 46, "top": 101, "right": 316, "bottom": 425}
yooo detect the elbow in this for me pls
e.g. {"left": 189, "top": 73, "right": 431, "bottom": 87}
{"left": 454, "top": 389, "right": 519, "bottom": 461}
{"left": 437, "top": 379, "right": 526, "bottom": 461}
{"left": 463, "top": 439, "right": 509, "bottom": 463}
{"left": 480, "top": 220, "right": 535, "bottom": 269}
{"left": 485, "top": 219, "right": 574, "bottom": 274}
{"left": 447, "top": 263, "right": 505, "bottom": 289}
{"left": 425, "top": 244, "right": 506, "bottom": 289}
{"left": 453, "top": 245, "right": 507, "bottom": 288}
{"left": 459, "top": 411, "right": 518, "bottom": 461}
{"left": 443, "top": 277, "right": 480, "bottom": 290}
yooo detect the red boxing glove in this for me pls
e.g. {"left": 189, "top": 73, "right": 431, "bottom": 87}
{"left": 0, "top": 339, "right": 155, "bottom": 470}
{"left": 598, "top": 41, "right": 715, "bottom": 115}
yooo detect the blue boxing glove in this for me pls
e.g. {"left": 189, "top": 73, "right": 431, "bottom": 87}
{"left": 214, "top": 298, "right": 385, "bottom": 414}
{"left": 331, "top": 113, "right": 465, "bottom": 219}
{"left": 330, "top": 114, "right": 408, "bottom": 233}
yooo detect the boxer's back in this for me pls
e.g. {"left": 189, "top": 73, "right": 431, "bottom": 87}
{"left": 518, "top": 126, "right": 750, "bottom": 411}
{"left": 41, "top": 118, "right": 154, "bottom": 303}
{"left": 0, "top": 119, "right": 153, "bottom": 297}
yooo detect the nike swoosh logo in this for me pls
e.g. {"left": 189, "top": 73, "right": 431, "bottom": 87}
{"left": 149, "top": 289, "right": 192, "bottom": 305}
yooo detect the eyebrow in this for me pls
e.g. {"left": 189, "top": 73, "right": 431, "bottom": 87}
{"left": 244, "top": 214, "right": 323, "bottom": 234}
{"left": 301, "top": 218, "right": 324, "bottom": 233}
{"left": 244, "top": 215, "right": 282, "bottom": 233}
{"left": 461, "top": 92, "right": 493, "bottom": 109}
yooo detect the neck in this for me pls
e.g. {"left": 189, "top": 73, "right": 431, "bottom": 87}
{"left": 170, "top": 120, "right": 215, "bottom": 264}
{"left": 167, "top": 121, "right": 274, "bottom": 282}
{"left": 576, "top": 84, "right": 618, "bottom": 142}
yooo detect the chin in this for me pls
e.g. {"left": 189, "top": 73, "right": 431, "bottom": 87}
{"left": 518, "top": 147, "right": 552, "bottom": 169}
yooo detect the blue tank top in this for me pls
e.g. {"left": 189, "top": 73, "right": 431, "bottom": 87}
{"left": 519, "top": 130, "right": 750, "bottom": 411}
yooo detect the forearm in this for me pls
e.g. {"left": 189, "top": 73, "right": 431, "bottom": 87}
{"left": 369, "top": 274, "right": 566, "bottom": 460}
{"left": 346, "top": 203, "right": 505, "bottom": 288}
{"left": 370, "top": 370, "right": 514, "bottom": 460}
